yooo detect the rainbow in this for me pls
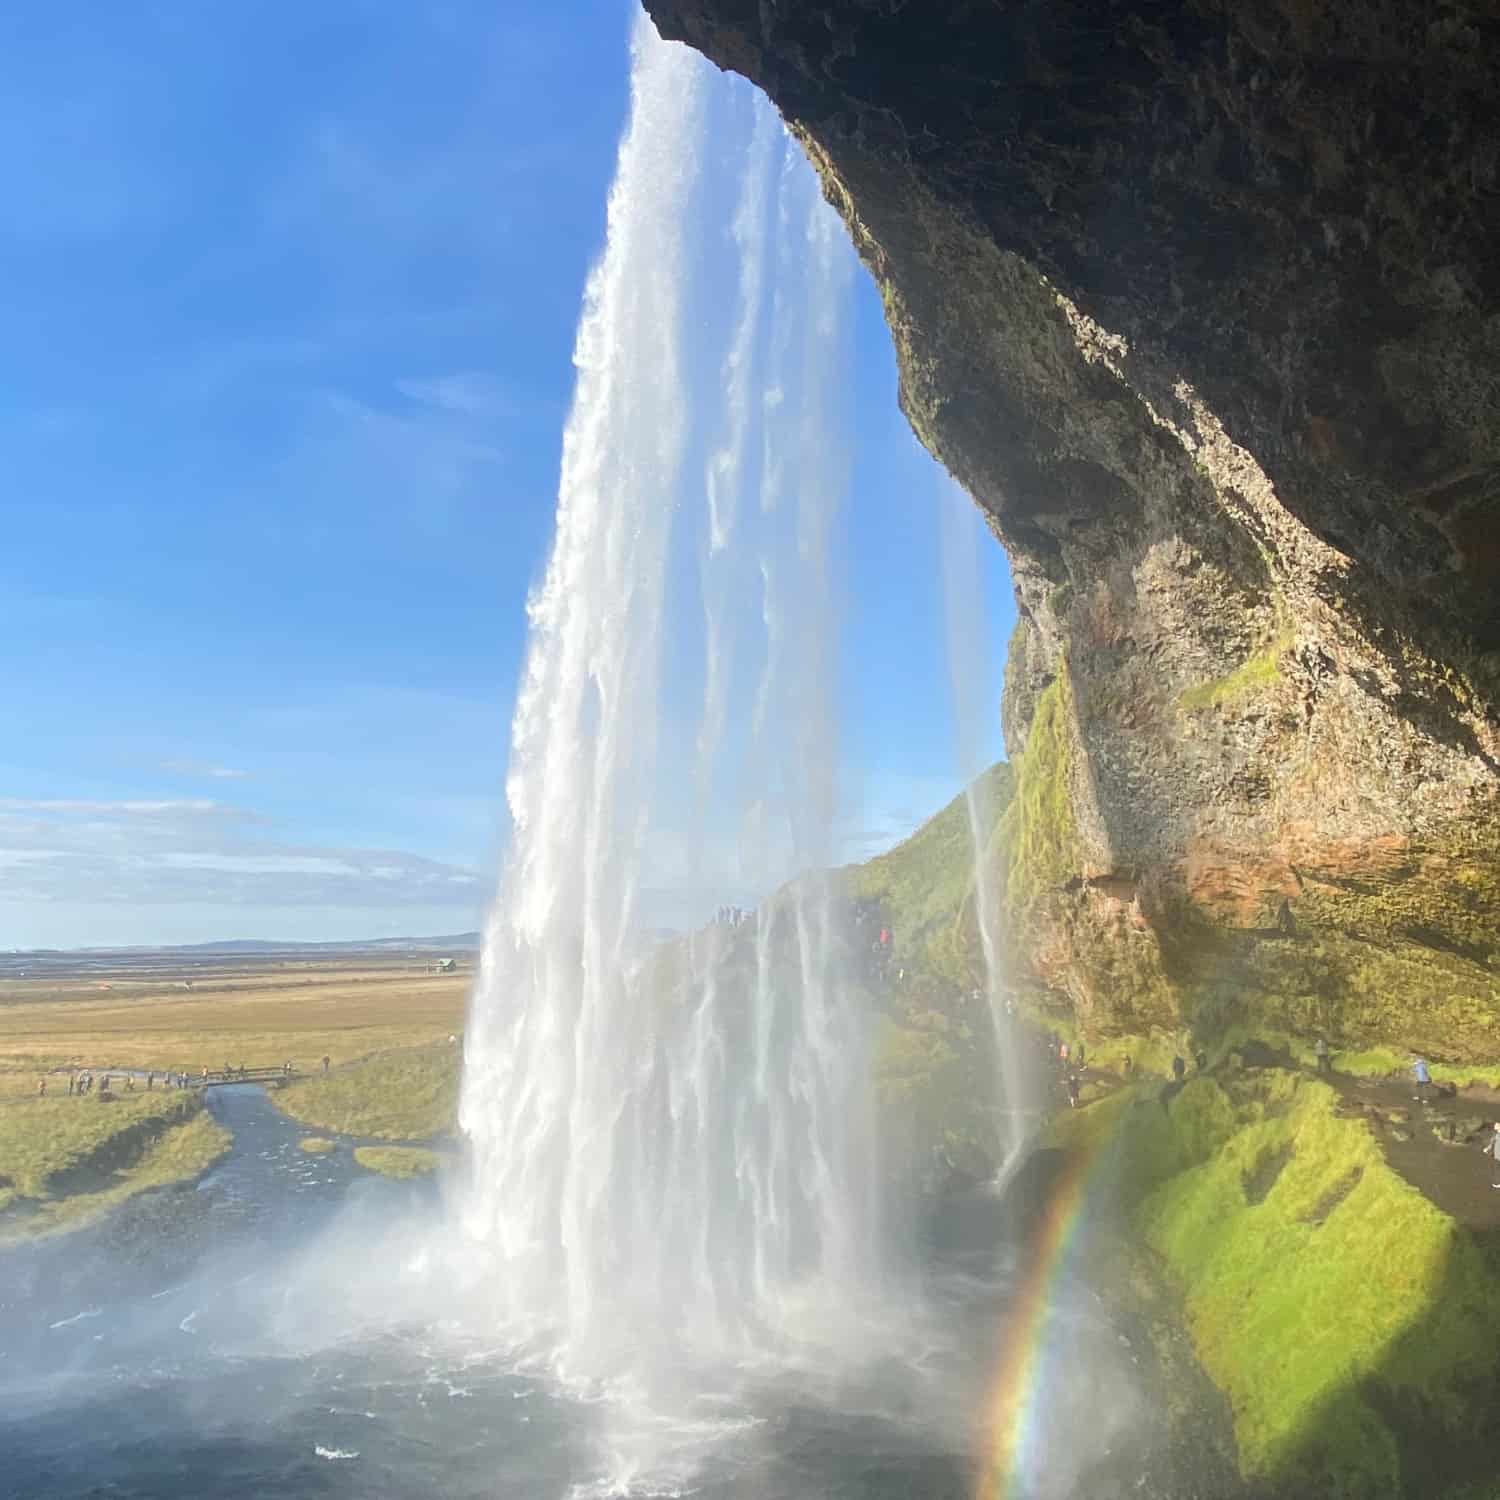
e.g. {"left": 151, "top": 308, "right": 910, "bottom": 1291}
{"left": 976, "top": 1138, "right": 1107, "bottom": 1500}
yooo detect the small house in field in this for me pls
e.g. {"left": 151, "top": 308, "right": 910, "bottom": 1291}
{"left": 431, "top": 957, "right": 457, "bottom": 974}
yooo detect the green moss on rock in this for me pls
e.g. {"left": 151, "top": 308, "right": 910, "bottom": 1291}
{"left": 1177, "top": 630, "right": 1291, "bottom": 712}
{"left": 1056, "top": 1071, "right": 1500, "bottom": 1496}
{"left": 872, "top": 998, "right": 994, "bottom": 1174}
{"left": 997, "top": 661, "right": 1078, "bottom": 942}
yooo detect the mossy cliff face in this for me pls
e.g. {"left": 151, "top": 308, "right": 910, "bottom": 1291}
{"left": 644, "top": 0, "right": 1500, "bottom": 1060}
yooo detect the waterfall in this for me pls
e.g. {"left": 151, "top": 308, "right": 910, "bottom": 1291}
{"left": 457, "top": 15, "right": 876, "bottom": 1380}
{"left": 939, "top": 483, "right": 1033, "bottom": 1171}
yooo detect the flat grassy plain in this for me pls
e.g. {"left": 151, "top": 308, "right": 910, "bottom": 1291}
{"left": 0, "top": 958, "right": 468, "bottom": 1077}
{"left": 0, "top": 952, "right": 469, "bottom": 1240}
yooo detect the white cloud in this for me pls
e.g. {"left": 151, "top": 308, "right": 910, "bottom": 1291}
{"left": 160, "top": 759, "right": 249, "bottom": 780}
{"left": 396, "top": 372, "right": 512, "bottom": 416}
{"left": 160, "top": 853, "right": 356, "bottom": 877}
{"left": 0, "top": 794, "right": 485, "bottom": 914}
{"left": 293, "top": 389, "right": 505, "bottom": 537}
{"left": 0, "top": 797, "right": 231, "bottom": 816}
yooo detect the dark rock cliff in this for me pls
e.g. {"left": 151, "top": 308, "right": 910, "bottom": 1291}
{"left": 645, "top": 0, "right": 1500, "bottom": 1057}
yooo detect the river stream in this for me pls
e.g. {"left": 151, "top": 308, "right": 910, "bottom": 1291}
{"left": 0, "top": 1086, "right": 1248, "bottom": 1500}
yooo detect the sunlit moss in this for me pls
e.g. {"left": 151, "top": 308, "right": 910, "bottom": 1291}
{"left": 1068, "top": 1071, "right": 1500, "bottom": 1494}
{"left": 1177, "top": 629, "right": 1291, "bottom": 712}
{"left": 997, "top": 661, "right": 1077, "bottom": 940}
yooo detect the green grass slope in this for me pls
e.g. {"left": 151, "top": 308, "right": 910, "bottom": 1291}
{"left": 274, "top": 1041, "right": 460, "bottom": 1140}
{"left": 848, "top": 762, "right": 1014, "bottom": 1175}
{"left": 853, "top": 760, "right": 1013, "bottom": 985}
{"left": 0, "top": 1090, "right": 231, "bottom": 1242}
{"left": 353, "top": 1145, "right": 445, "bottom": 1178}
{"left": 1049, "top": 1070, "right": 1500, "bottom": 1497}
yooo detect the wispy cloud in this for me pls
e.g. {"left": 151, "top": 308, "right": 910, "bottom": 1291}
{"left": 161, "top": 759, "right": 249, "bottom": 780}
{"left": 396, "top": 371, "right": 513, "bottom": 416}
{"left": 290, "top": 388, "right": 505, "bottom": 534}
{"left": 0, "top": 797, "right": 484, "bottom": 910}
{"left": 0, "top": 797, "right": 236, "bottom": 817}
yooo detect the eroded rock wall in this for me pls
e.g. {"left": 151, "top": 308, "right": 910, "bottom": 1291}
{"left": 646, "top": 0, "right": 1500, "bottom": 1057}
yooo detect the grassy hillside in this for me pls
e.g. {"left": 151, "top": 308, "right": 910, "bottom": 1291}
{"left": 0, "top": 1083, "right": 230, "bottom": 1241}
{"left": 1048, "top": 1069, "right": 1500, "bottom": 1496}
{"left": 853, "top": 760, "right": 1013, "bottom": 985}
{"left": 274, "top": 1041, "right": 460, "bottom": 1140}
{"left": 864, "top": 762, "right": 1500, "bottom": 1495}
{"left": 849, "top": 763, "right": 1015, "bottom": 1176}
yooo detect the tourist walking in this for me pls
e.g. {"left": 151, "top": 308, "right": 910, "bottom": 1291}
{"left": 1172, "top": 1054, "right": 1186, "bottom": 1083}
{"left": 1412, "top": 1056, "right": 1432, "bottom": 1103}
{"left": 1481, "top": 1123, "right": 1500, "bottom": 1190}
{"left": 1315, "top": 1037, "right": 1330, "bottom": 1075}
{"left": 1066, "top": 1071, "right": 1081, "bottom": 1109}
{"left": 37, "top": 1077, "right": 46, "bottom": 1098}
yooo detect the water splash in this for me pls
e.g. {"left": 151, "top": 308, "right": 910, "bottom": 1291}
{"left": 458, "top": 16, "right": 875, "bottom": 1382}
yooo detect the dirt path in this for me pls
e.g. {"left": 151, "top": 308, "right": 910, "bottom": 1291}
{"left": 1320, "top": 1067, "right": 1500, "bottom": 1232}
{"left": 1049, "top": 1035, "right": 1500, "bottom": 1234}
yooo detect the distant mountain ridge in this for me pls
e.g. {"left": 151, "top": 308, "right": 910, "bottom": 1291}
{"left": 6, "top": 933, "right": 483, "bottom": 958}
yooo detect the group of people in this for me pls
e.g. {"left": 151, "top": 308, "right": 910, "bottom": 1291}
{"left": 38, "top": 1057, "right": 318, "bottom": 1101}
{"left": 1042, "top": 1034, "right": 1088, "bottom": 1107}
{"left": 49, "top": 1068, "right": 197, "bottom": 1098}
{"left": 714, "top": 906, "right": 752, "bottom": 928}
{"left": 1037, "top": 1033, "right": 1212, "bottom": 1108}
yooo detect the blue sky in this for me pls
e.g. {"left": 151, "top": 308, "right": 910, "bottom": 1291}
{"left": 0, "top": 1, "right": 1014, "bottom": 949}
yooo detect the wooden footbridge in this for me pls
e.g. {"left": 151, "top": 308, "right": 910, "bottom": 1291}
{"left": 199, "top": 1065, "right": 306, "bottom": 1087}
{"left": 69, "top": 1065, "right": 313, "bottom": 1090}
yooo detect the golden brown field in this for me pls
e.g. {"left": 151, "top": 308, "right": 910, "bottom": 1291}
{"left": 0, "top": 957, "right": 469, "bottom": 1078}
{"left": 0, "top": 952, "right": 471, "bottom": 1240}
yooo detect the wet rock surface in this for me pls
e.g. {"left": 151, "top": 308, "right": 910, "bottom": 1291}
{"left": 645, "top": 0, "right": 1500, "bottom": 1055}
